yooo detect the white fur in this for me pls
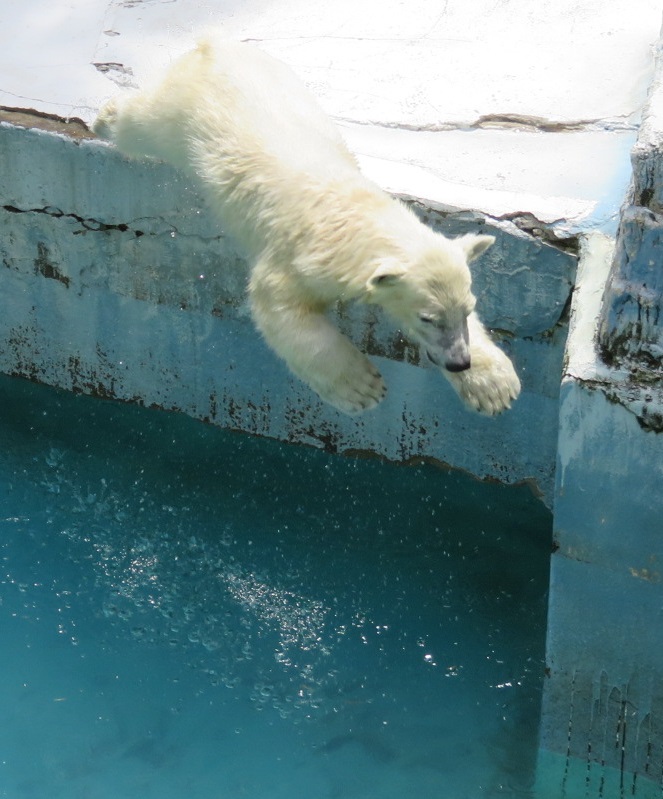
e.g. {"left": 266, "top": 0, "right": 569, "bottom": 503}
{"left": 93, "top": 38, "right": 520, "bottom": 415}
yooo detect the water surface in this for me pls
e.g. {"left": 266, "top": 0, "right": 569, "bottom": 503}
{"left": 0, "top": 375, "right": 551, "bottom": 798}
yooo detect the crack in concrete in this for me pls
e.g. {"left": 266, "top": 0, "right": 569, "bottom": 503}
{"left": 2, "top": 203, "right": 226, "bottom": 246}
{"left": 92, "top": 62, "right": 138, "bottom": 89}
{"left": 410, "top": 199, "right": 580, "bottom": 255}
{"left": 496, "top": 211, "right": 580, "bottom": 255}
{"left": 336, "top": 113, "right": 637, "bottom": 135}
{"left": 2, "top": 203, "right": 145, "bottom": 237}
{"left": 471, "top": 113, "right": 635, "bottom": 133}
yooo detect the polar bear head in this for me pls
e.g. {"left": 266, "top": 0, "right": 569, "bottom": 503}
{"left": 366, "top": 234, "right": 495, "bottom": 372}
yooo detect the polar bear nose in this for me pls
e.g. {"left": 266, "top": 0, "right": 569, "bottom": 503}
{"left": 445, "top": 356, "right": 471, "bottom": 372}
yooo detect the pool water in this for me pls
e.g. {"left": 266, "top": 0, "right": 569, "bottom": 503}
{"left": 0, "top": 375, "right": 551, "bottom": 799}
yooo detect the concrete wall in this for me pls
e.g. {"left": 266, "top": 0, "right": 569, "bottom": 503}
{"left": 536, "top": 42, "right": 663, "bottom": 794}
{"left": 537, "top": 245, "right": 663, "bottom": 796}
{"left": 0, "top": 111, "right": 576, "bottom": 505}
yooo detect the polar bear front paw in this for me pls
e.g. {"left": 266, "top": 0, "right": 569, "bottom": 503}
{"left": 446, "top": 348, "right": 521, "bottom": 416}
{"left": 309, "top": 353, "right": 387, "bottom": 415}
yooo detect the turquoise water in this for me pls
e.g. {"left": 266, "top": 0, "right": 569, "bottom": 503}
{"left": 0, "top": 375, "right": 551, "bottom": 798}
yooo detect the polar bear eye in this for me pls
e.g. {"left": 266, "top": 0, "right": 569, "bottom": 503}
{"left": 419, "top": 314, "right": 435, "bottom": 324}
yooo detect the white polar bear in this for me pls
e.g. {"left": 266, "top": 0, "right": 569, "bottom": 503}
{"left": 93, "top": 38, "right": 520, "bottom": 415}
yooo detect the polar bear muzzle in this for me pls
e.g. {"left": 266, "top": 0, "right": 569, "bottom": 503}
{"left": 425, "top": 318, "right": 471, "bottom": 372}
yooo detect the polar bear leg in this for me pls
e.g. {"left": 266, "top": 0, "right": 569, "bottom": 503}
{"left": 93, "top": 94, "right": 156, "bottom": 160}
{"left": 443, "top": 313, "right": 521, "bottom": 415}
{"left": 250, "top": 284, "right": 386, "bottom": 414}
{"left": 93, "top": 98, "right": 119, "bottom": 141}
{"left": 93, "top": 91, "right": 191, "bottom": 167}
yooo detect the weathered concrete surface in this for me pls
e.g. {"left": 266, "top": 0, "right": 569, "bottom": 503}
{"left": 599, "top": 207, "right": 663, "bottom": 384}
{"left": 0, "top": 115, "right": 574, "bottom": 501}
{"left": 536, "top": 237, "right": 663, "bottom": 795}
{"left": 599, "top": 36, "right": 663, "bottom": 399}
{"left": 539, "top": 387, "right": 663, "bottom": 796}
{"left": 539, "top": 47, "right": 663, "bottom": 796}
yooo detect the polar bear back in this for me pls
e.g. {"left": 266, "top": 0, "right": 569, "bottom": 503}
{"left": 160, "top": 39, "right": 358, "bottom": 181}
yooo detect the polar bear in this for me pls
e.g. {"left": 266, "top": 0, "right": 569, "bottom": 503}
{"left": 93, "top": 38, "right": 520, "bottom": 415}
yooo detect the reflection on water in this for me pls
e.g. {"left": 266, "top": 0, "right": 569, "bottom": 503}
{"left": 0, "top": 375, "right": 551, "bottom": 798}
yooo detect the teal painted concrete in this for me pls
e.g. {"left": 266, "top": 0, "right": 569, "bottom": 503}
{"left": 536, "top": 37, "right": 663, "bottom": 792}
{"left": 539, "top": 383, "right": 663, "bottom": 793}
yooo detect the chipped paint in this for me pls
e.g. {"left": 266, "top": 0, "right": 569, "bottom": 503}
{"left": 628, "top": 566, "right": 661, "bottom": 583}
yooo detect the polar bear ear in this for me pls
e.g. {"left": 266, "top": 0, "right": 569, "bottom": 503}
{"left": 366, "top": 259, "right": 408, "bottom": 291}
{"left": 458, "top": 234, "right": 496, "bottom": 263}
